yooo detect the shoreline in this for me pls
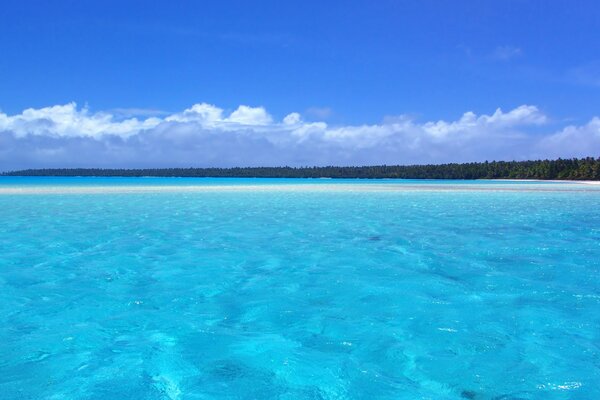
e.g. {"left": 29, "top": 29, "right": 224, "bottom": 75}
{"left": 491, "top": 179, "right": 600, "bottom": 185}
{"left": 1, "top": 176, "right": 598, "bottom": 184}
{"left": 1, "top": 181, "right": 599, "bottom": 195}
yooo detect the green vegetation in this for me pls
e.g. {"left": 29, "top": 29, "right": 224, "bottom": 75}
{"left": 2, "top": 157, "right": 599, "bottom": 180}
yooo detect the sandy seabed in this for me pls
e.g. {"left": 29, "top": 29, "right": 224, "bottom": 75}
{"left": 0, "top": 181, "right": 598, "bottom": 195}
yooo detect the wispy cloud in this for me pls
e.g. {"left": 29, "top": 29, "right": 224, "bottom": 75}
{"left": 121, "top": 21, "right": 296, "bottom": 49}
{"left": 108, "top": 108, "right": 171, "bottom": 118}
{"left": 0, "top": 102, "right": 598, "bottom": 171}
{"left": 306, "top": 107, "right": 333, "bottom": 120}
{"left": 489, "top": 45, "right": 522, "bottom": 61}
{"left": 566, "top": 60, "right": 600, "bottom": 87}
{"left": 458, "top": 44, "right": 523, "bottom": 62}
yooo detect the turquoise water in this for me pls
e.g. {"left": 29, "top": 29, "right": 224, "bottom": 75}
{"left": 0, "top": 179, "right": 599, "bottom": 399}
{"left": 0, "top": 176, "right": 564, "bottom": 187}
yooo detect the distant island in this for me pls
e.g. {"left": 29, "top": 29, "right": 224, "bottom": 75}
{"left": 2, "top": 157, "right": 599, "bottom": 180}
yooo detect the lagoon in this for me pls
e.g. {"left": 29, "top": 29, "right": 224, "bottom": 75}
{"left": 0, "top": 178, "right": 599, "bottom": 399}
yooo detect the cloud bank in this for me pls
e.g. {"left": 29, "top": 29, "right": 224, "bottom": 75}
{"left": 0, "top": 102, "right": 598, "bottom": 170}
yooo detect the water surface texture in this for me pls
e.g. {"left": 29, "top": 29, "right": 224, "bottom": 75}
{"left": 1, "top": 178, "right": 599, "bottom": 399}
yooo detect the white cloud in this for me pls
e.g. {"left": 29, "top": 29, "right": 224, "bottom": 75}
{"left": 283, "top": 112, "right": 301, "bottom": 125}
{"left": 164, "top": 103, "right": 273, "bottom": 126}
{"left": 536, "top": 117, "right": 600, "bottom": 158}
{"left": 0, "top": 102, "right": 597, "bottom": 170}
{"left": 481, "top": 105, "right": 547, "bottom": 126}
{"left": 0, "top": 102, "right": 160, "bottom": 138}
{"left": 165, "top": 103, "right": 224, "bottom": 124}
{"left": 227, "top": 105, "right": 272, "bottom": 125}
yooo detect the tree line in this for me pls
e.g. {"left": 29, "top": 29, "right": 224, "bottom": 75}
{"left": 2, "top": 157, "right": 599, "bottom": 180}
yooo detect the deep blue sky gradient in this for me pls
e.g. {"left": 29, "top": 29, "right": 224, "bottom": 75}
{"left": 1, "top": 0, "right": 599, "bottom": 124}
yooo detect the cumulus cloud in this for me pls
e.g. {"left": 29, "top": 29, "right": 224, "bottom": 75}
{"left": 0, "top": 102, "right": 597, "bottom": 171}
{"left": 283, "top": 112, "right": 301, "bottom": 125}
{"left": 536, "top": 117, "right": 600, "bottom": 158}
{"left": 0, "top": 102, "right": 161, "bottom": 138}
{"left": 228, "top": 105, "right": 272, "bottom": 125}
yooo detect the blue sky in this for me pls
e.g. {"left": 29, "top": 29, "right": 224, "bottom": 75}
{"left": 0, "top": 1, "right": 599, "bottom": 169}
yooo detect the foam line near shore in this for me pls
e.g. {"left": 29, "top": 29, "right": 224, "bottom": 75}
{"left": 0, "top": 182, "right": 599, "bottom": 194}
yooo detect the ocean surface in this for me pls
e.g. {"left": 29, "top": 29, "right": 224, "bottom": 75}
{"left": 0, "top": 178, "right": 599, "bottom": 399}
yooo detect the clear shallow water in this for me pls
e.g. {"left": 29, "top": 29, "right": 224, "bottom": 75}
{"left": 0, "top": 176, "right": 571, "bottom": 187}
{"left": 0, "top": 179, "right": 599, "bottom": 399}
